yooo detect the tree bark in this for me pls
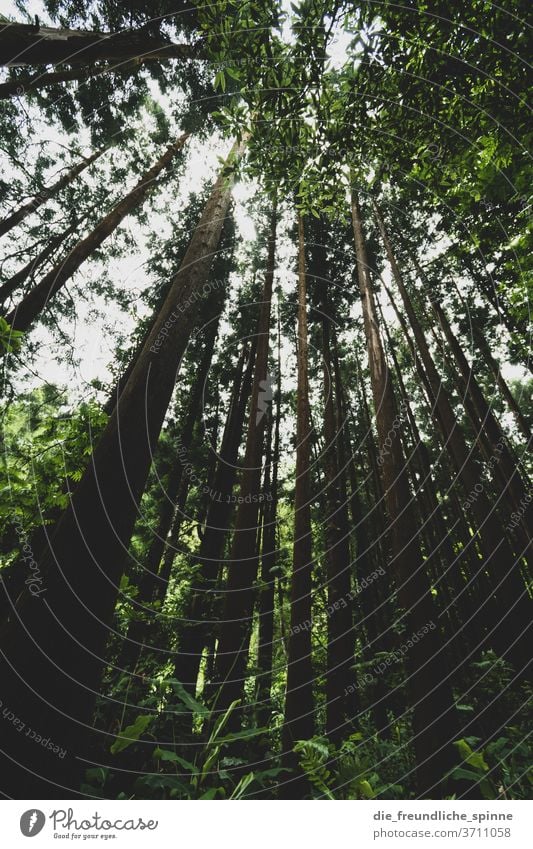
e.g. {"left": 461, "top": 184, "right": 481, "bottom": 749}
{"left": 5, "top": 134, "right": 189, "bottom": 333}
{"left": 377, "top": 300, "right": 482, "bottom": 656}
{"left": 281, "top": 214, "right": 315, "bottom": 783}
{"left": 0, "top": 215, "right": 86, "bottom": 307}
{"left": 429, "top": 293, "right": 532, "bottom": 567}
{"left": 321, "top": 308, "right": 356, "bottom": 742}
{"left": 0, "top": 22, "right": 201, "bottom": 67}
{"left": 471, "top": 322, "right": 531, "bottom": 442}
{"left": 256, "top": 310, "right": 282, "bottom": 729}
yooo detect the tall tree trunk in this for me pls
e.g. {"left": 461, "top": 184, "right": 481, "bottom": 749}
{"left": 0, "top": 148, "right": 104, "bottom": 237}
{"left": 0, "top": 140, "right": 243, "bottom": 799}
{"left": 256, "top": 314, "right": 281, "bottom": 727}
{"left": 281, "top": 214, "right": 315, "bottom": 784}
{"left": 373, "top": 199, "right": 532, "bottom": 675}
{"left": 339, "top": 390, "right": 391, "bottom": 737}
{"left": 0, "top": 22, "right": 200, "bottom": 67}
{"left": 212, "top": 205, "right": 277, "bottom": 720}
{"left": 173, "top": 339, "right": 256, "bottom": 707}
{"left": 321, "top": 309, "right": 355, "bottom": 742}
{"left": 5, "top": 134, "right": 189, "bottom": 333}
{"left": 353, "top": 191, "right": 458, "bottom": 796}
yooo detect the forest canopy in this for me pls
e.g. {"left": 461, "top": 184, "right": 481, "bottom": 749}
{"left": 0, "top": 0, "right": 531, "bottom": 801}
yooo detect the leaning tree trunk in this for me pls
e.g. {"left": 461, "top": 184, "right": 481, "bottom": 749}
{"left": 0, "top": 22, "right": 200, "bottom": 67}
{"left": 0, "top": 140, "right": 243, "bottom": 799}
{"left": 0, "top": 147, "right": 104, "bottom": 238}
{"left": 0, "top": 209, "right": 95, "bottom": 307}
{"left": 428, "top": 292, "right": 533, "bottom": 571}
{"left": 5, "top": 134, "right": 189, "bottom": 334}
{"left": 377, "top": 300, "right": 484, "bottom": 657}
{"left": 281, "top": 214, "right": 315, "bottom": 787}
{"left": 383, "top": 281, "right": 503, "bottom": 650}
{"left": 353, "top": 190, "right": 458, "bottom": 797}
{"left": 421, "top": 262, "right": 531, "bottom": 444}
{"left": 470, "top": 320, "right": 531, "bottom": 442}
{"left": 0, "top": 55, "right": 159, "bottom": 99}
{"left": 373, "top": 198, "right": 532, "bottom": 675}
{"left": 212, "top": 204, "right": 277, "bottom": 722}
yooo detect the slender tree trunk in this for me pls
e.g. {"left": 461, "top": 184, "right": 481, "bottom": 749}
{"left": 0, "top": 22, "right": 200, "bottom": 67}
{"left": 281, "top": 214, "right": 315, "bottom": 784}
{"left": 0, "top": 211, "right": 93, "bottom": 307}
{"left": 321, "top": 309, "right": 356, "bottom": 742}
{"left": 418, "top": 263, "right": 531, "bottom": 444}
{"left": 471, "top": 322, "right": 531, "bottom": 442}
{"left": 331, "top": 339, "right": 389, "bottom": 730}
{"left": 0, "top": 141, "right": 243, "bottom": 799}
{"left": 212, "top": 205, "right": 277, "bottom": 720}
{"left": 353, "top": 191, "right": 458, "bottom": 796}
{"left": 255, "top": 435, "right": 277, "bottom": 719}
{"left": 173, "top": 340, "right": 256, "bottom": 705}
{"left": 5, "top": 134, "right": 189, "bottom": 333}
{"left": 256, "top": 322, "right": 281, "bottom": 726}
{"left": 373, "top": 199, "right": 532, "bottom": 675}
{"left": 0, "top": 148, "right": 103, "bottom": 237}
{"left": 0, "top": 55, "right": 159, "bottom": 99}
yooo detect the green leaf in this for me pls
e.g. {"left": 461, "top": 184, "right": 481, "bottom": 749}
{"left": 167, "top": 679, "right": 208, "bottom": 716}
{"left": 110, "top": 714, "right": 153, "bottom": 754}
{"left": 153, "top": 748, "right": 198, "bottom": 773}
{"left": 453, "top": 739, "right": 489, "bottom": 772}
{"left": 199, "top": 787, "right": 220, "bottom": 799}
{"left": 230, "top": 771, "right": 255, "bottom": 799}
{"left": 207, "top": 699, "right": 240, "bottom": 747}
{"left": 357, "top": 779, "right": 375, "bottom": 798}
